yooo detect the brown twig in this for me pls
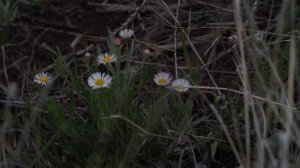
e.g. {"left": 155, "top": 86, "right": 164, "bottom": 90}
{"left": 113, "top": 0, "right": 149, "bottom": 34}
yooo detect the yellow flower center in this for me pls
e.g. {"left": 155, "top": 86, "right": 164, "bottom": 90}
{"left": 95, "top": 79, "right": 105, "bottom": 86}
{"left": 124, "top": 31, "right": 131, "bottom": 38}
{"left": 103, "top": 56, "right": 112, "bottom": 63}
{"left": 40, "top": 76, "right": 49, "bottom": 83}
{"left": 158, "top": 79, "right": 168, "bottom": 85}
{"left": 176, "top": 85, "right": 185, "bottom": 92}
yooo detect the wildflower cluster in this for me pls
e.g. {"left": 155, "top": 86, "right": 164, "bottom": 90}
{"left": 34, "top": 28, "right": 134, "bottom": 89}
{"left": 153, "top": 72, "right": 191, "bottom": 92}
{"left": 33, "top": 28, "right": 191, "bottom": 93}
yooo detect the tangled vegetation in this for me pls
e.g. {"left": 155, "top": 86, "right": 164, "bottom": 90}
{"left": 0, "top": 0, "right": 299, "bottom": 167}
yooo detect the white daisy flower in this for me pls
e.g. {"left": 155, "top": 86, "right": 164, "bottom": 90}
{"left": 154, "top": 72, "right": 172, "bottom": 86}
{"left": 34, "top": 72, "right": 53, "bottom": 86}
{"left": 87, "top": 72, "right": 112, "bottom": 89}
{"left": 171, "top": 79, "right": 191, "bottom": 92}
{"left": 96, "top": 53, "right": 117, "bottom": 65}
{"left": 119, "top": 28, "right": 134, "bottom": 39}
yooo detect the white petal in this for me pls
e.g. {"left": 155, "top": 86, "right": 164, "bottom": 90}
{"left": 87, "top": 78, "right": 95, "bottom": 87}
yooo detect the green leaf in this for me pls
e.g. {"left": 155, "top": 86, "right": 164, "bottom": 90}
{"left": 211, "top": 141, "right": 218, "bottom": 160}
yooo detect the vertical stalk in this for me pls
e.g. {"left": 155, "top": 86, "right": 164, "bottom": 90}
{"left": 233, "top": 0, "right": 251, "bottom": 167}
{"left": 287, "top": 0, "right": 295, "bottom": 138}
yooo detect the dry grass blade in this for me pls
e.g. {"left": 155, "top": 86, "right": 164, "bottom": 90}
{"left": 208, "top": 101, "right": 244, "bottom": 166}
{"left": 286, "top": 0, "right": 298, "bottom": 144}
{"left": 233, "top": 0, "right": 251, "bottom": 166}
{"left": 189, "top": 86, "right": 296, "bottom": 109}
{"left": 173, "top": 0, "right": 181, "bottom": 78}
{"left": 103, "top": 115, "right": 173, "bottom": 140}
